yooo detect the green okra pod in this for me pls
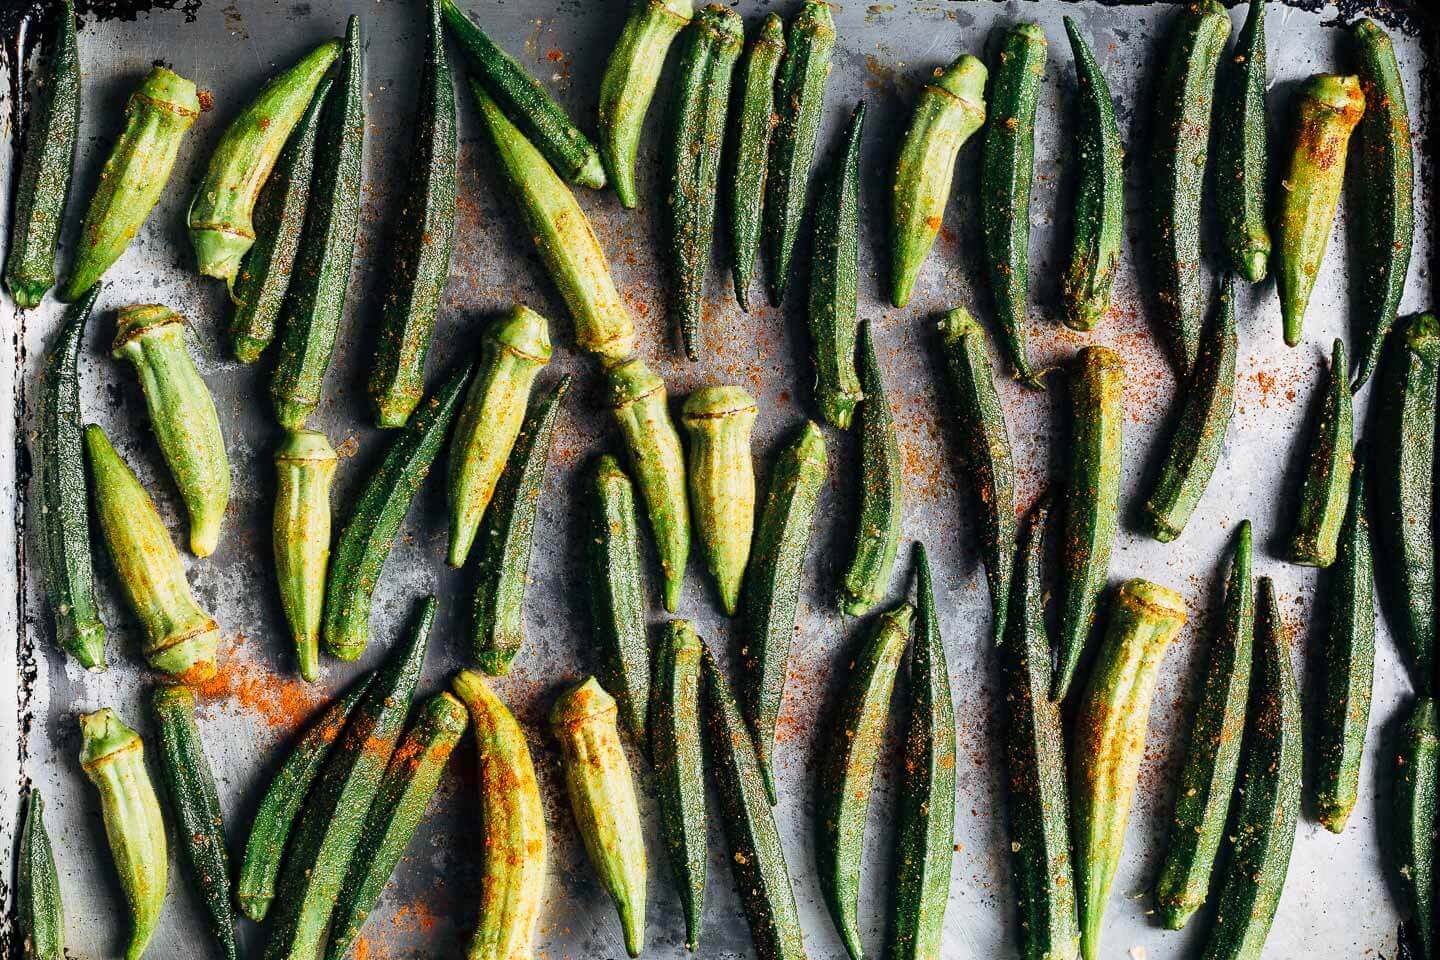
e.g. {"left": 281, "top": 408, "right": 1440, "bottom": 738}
{"left": 446, "top": 306, "right": 552, "bottom": 569}
{"left": 1276, "top": 74, "right": 1365, "bottom": 347}
{"left": 840, "top": 320, "right": 904, "bottom": 616}
{"left": 741, "top": 419, "right": 827, "bottom": 803}
{"left": 112, "top": 304, "right": 230, "bottom": 558}
{"left": 889, "top": 55, "right": 987, "bottom": 310}
{"left": 60, "top": 67, "right": 199, "bottom": 302}
{"left": 606, "top": 357, "right": 690, "bottom": 612}
{"left": 598, "top": 0, "right": 694, "bottom": 208}
{"left": 765, "top": 0, "right": 836, "bottom": 306}
{"left": 273, "top": 429, "right": 337, "bottom": 682}
{"left": 1214, "top": 0, "right": 1270, "bottom": 283}
{"left": 807, "top": 100, "right": 867, "bottom": 430}
{"left": 551, "top": 678, "right": 648, "bottom": 958}
{"left": 1054, "top": 346, "right": 1124, "bottom": 701}
{"left": 188, "top": 39, "right": 341, "bottom": 285}
{"left": 681, "top": 385, "right": 758, "bottom": 616}
{"left": 17, "top": 790, "right": 65, "bottom": 960}
{"left": 727, "top": 14, "right": 785, "bottom": 312}
{"left": 1390, "top": 697, "right": 1438, "bottom": 960}
{"left": 650, "top": 620, "right": 707, "bottom": 950}
{"left": 585, "top": 455, "right": 651, "bottom": 744}
{"left": 79, "top": 708, "right": 168, "bottom": 960}
{"left": 1072, "top": 581, "right": 1186, "bottom": 960}
{"left": 1286, "top": 338, "right": 1354, "bottom": 566}
{"left": 85, "top": 425, "right": 219, "bottom": 683}
{"left": 5, "top": 0, "right": 79, "bottom": 308}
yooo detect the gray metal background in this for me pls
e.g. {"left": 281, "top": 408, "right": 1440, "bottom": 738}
{"left": 0, "top": 1, "right": 1434, "bottom": 957}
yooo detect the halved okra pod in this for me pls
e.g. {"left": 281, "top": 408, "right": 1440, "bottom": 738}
{"left": 650, "top": 620, "right": 707, "bottom": 951}
{"left": 681, "top": 385, "right": 758, "bottom": 616}
{"left": 1072, "top": 580, "right": 1186, "bottom": 960}
{"left": 889, "top": 55, "right": 987, "bottom": 310}
{"left": 17, "top": 790, "right": 65, "bottom": 960}
{"left": 551, "top": 678, "right": 648, "bottom": 958}
{"left": 60, "top": 67, "right": 199, "bottom": 302}
{"left": 1141, "top": 277, "right": 1237, "bottom": 543}
{"left": 451, "top": 670, "right": 548, "bottom": 960}
{"left": 741, "top": 420, "right": 827, "bottom": 803}
{"left": 85, "top": 425, "right": 219, "bottom": 682}
{"left": 606, "top": 357, "right": 690, "bottom": 612}
{"left": 1371, "top": 313, "right": 1438, "bottom": 696}
{"left": 271, "top": 17, "right": 364, "bottom": 430}
{"left": 472, "top": 376, "right": 571, "bottom": 675}
{"left": 368, "top": 0, "right": 459, "bottom": 429}
{"left": 4, "top": 0, "right": 79, "bottom": 308}
{"left": 1214, "top": 0, "right": 1270, "bottom": 283}
{"left": 188, "top": 39, "right": 340, "bottom": 285}
{"left": 79, "top": 708, "right": 168, "bottom": 960}
{"left": 1154, "top": 522, "right": 1253, "bottom": 930}
{"left": 727, "top": 14, "right": 785, "bottom": 312}
{"left": 274, "top": 429, "right": 337, "bottom": 682}
{"left": 1276, "top": 74, "right": 1365, "bottom": 347}
{"left": 468, "top": 80, "right": 634, "bottom": 359}
{"left": 598, "top": 0, "right": 693, "bottom": 208}
{"left": 37, "top": 286, "right": 106, "bottom": 670}
{"left": 1286, "top": 338, "right": 1354, "bottom": 566}
{"left": 112, "top": 304, "right": 230, "bottom": 558}
{"left": 585, "top": 455, "right": 651, "bottom": 744}
{"left": 938, "top": 310, "right": 1015, "bottom": 643}
{"left": 765, "top": 0, "right": 836, "bottom": 306}
{"left": 979, "top": 22, "right": 1047, "bottom": 387}
{"left": 818, "top": 601, "right": 914, "bottom": 960}
{"left": 664, "top": 4, "right": 742, "bottom": 361}
{"left": 447, "top": 306, "right": 552, "bottom": 569}
{"left": 841, "top": 321, "right": 904, "bottom": 616}
{"left": 1054, "top": 346, "right": 1124, "bottom": 701}
{"left": 1390, "top": 697, "right": 1438, "bottom": 960}
{"left": 1348, "top": 18, "right": 1414, "bottom": 390}
{"left": 808, "top": 101, "right": 867, "bottom": 431}
{"left": 1061, "top": 17, "right": 1124, "bottom": 330}
{"left": 1149, "top": 0, "right": 1230, "bottom": 373}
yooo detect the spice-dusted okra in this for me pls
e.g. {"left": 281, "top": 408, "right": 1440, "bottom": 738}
{"left": 1214, "top": 0, "right": 1270, "bottom": 284}
{"left": 85, "top": 424, "right": 219, "bottom": 682}
{"left": 79, "top": 708, "right": 168, "bottom": 960}
{"left": 606, "top": 357, "right": 691, "bottom": 613}
{"left": 841, "top": 320, "right": 903, "bottom": 616}
{"left": 681, "top": 385, "right": 758, "bottom": 616}
{"left": 650, "top": 621, "right": 707, "bottom": 950}
{"left": 1390, "top": 697, "right": 1438, "bottom": 960}
{"left": 1276, "top": 74, "right": 1365, "bottom": 347}
{"left": 585, "top": 455, "right": 651, "bottom": 744}
{"left": 1286, "top": 338, "right": 1354, "bottom": 567}
{"left": 60, "top": 67, "right": 199, "bottom": 302}
{"left": 274, "top": 430, "right": 337, "bottom": 682}
{"left": 551, "top": 678, "right": 648, "bottom": 958}
{"left": 727, "top": 14, "right": 785, "bottom": 312}
{"left": 447, "top": 306, "right": 552, "bottom": 569}
{"left": 112, "top": 304, "right": 230, "bottom": 558}
{"left": 188, "top": 39, "right": 341, "bottom": 285}
{"left": 17, "top": 790, "right": 65, "bottom": 960}
{"left": 889, "top": 55, "right": 987, "bottom": 310}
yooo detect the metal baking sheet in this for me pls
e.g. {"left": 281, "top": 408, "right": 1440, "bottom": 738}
{"left": 0, "top": 1, "right": 1434, "bottom": 957}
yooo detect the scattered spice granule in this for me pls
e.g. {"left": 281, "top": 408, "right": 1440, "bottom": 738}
{"left": 193, "top": 643, "right": 324, "bottom": 731}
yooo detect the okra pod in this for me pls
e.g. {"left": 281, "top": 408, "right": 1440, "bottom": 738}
{"left": 727, "top": 14, "right": 785, "bottom": 311}
{"left": 1287, "top": 338, "right": 1354, "bottom": 566}
{"left": 650, "top": 621, "right": 707, "bottom": 950}
{"left": 1389, "top": 698, "right": 1438, "bottom": 960}
{"left": 17, "top": 791, "right": 65, "bottom": 960}
{"left": 585, "top": 455, "right": 651, "bottom": 744}
{"left": 840, "top": 321, "right": 904, "bottom": 616}
{"left": 1214, "top": 0, "right": 1271, "bottom": 283}
{"left": 682, "top": 385, "right": 757, "bottom": 616}
{"left": 273, "top": 429, "right": 337, "bottom": 682}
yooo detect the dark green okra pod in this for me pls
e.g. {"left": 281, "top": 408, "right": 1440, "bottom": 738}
{"left": 937, "top": 310, "right": 1015, "bottom": 643}
{"left": 1276, "top": 74, "right": 1365, "bottom": 347}
{"left": 274, "top": 429, "right": 337, "bottom": 682}
{"left": 79, "top": 708, "right": 168, "bottom": 960}
{"left": 727, "top": 14, "right": 785, "bottom": 312}
{"left": 665, "top": 5, "right": 743, "bottom": 361}
{"left": 765, "top": 0, "right": 836, "bottom": 306}
{"left": 271, "top": 17, "right": 365, "bottom": 430}
{"left": 1214, "top": 0, "right": 1270, "bottom": 283}
{"left": 17, "top": 790, "right": 65, "bottom": 960}
{"left": 368, "top": 0, "right": 459, "bottom": 429}
{"left": 1141, "top": 277, "right": 1238, "bottom": 543}
{"left": 741, "top": 420, "right": 827, "bottom": 804}
{"left": 113, "top": 304, "right": 230, "bottom": 558}
{"left": 598, "top": 0, "right": 694, "bottom": 208}
{"left": 1312, "top": 456, "right": 1375, "bottom": 833}
{"left": 585, "top": 455, "right": 651, "bottom": 743}
{"left": 979, "top": 22, "right": 1047, "bottom": 386}
{"left": 1054, "top": 346, "right": 1124, "bottom": 701}
{"left": 1390, "top": 698, "right": 1438, "bottom": 960}
{"left": 60, "top": 67, "right": 199, "bottom": 301}
{"left": 4, "top": 0, "right": 79, "bottom": 308}
{"left": 1061, "top": 18, "right": 1124, "bottom": 330}
{"left": 681, "top": 385, "right": 758, "bottom": 616}
{"left": 889, "top": 55, "right": 987, "bottom": 310}
{"left": 85, "top": 425, "right": 220, "bottom": 683}
{"left": 808, "top": 100, "right": 867, "bottom": 430}
{"left": 1154, "top": 522, "right": 1253, "bottom": 930}
{"left": 841, "top": 321, "right": 904, "bottom": 616}
{"left": 606, "top": 357, "right": 690, "bottom": 612}
{"left": 37, "top": 286, "right": 106, "bottom": 670}
{"left": 651, "top": 621, "right": 707, "bottom": 950}
{"left": 1287, "top": 338, "right": 1354, "bottom": 566}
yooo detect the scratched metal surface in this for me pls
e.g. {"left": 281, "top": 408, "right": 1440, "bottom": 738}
{"left": 0, "top": 1, "right": 1434, "bottom": 957}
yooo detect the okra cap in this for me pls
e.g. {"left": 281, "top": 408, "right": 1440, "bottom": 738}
{"left": 680, "top": 385, "right": 758, "bottom": 425}
{"left": 1297, "top": 73, "right": 1366, "bottom": 121}
{"left": 147, "top": 619, "right": 220, "bottom": 683}
{"left": 938, "top": 307, "right": 983, "bottom": 344}
{"left": 662, "top": 618, "right": 702, "bottom": 654}
{"left": 696, "top": 4, "right": 743, "bottom": 45}
{"left": 79, "top": 708, "right": 143, "bottom": 769}
{"left": 793, "top": 0, "right": 836, "bottom": 38}
{"left": 1398, "top": 313, "right": 1440, "bottom": 360}
{"left": 791, "top": 419, "right": 828, "bottom": 467}
{"left": 604, "top": 356, "right": 666, "bottom": 408}
{"left": 132, "top": 65, "right": 202, "bottom": 118}
{"left": 550, "top": 676, "right": 619, "bottom": 730}
{"left": 111, "top": 303, "right": 184, "bottom": 354}
{"left": 274, "top": 428, "right": 337, "bottom": 464}
{"left": 488, "top": 305, "right": 554, "bottom": 365}
{"left": 1114, "top": 578, "right": 1188, "bottom": 629}
{"left": 929, "top": 54, "right": 988, "bottom": 108}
